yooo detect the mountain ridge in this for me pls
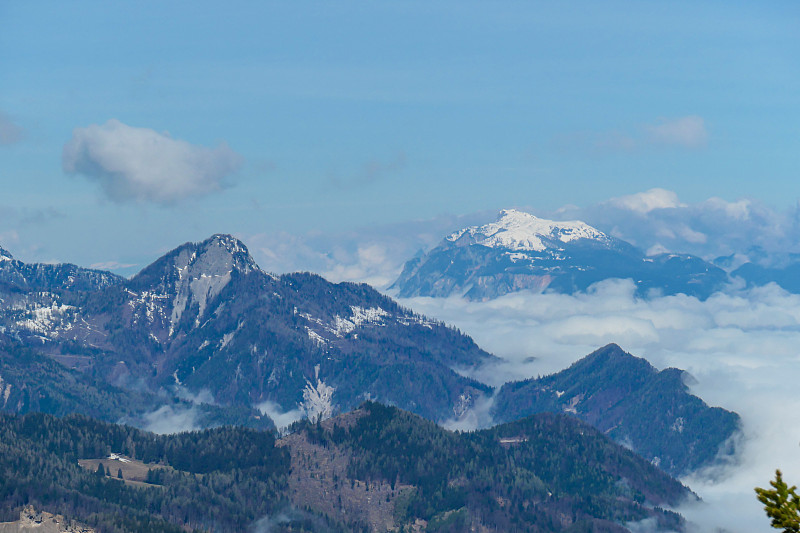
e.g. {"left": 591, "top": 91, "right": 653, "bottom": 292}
{"left": 492, "top": 343, "right": 740, "bottom": 476}
{"left": 0, "top": 234, "right": 495, "bottom": 424}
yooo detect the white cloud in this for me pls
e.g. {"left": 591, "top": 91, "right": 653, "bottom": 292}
{"left": 607, "top": 188, "right": 685, "bottom": 214}
{"left": 141, "top": 404, "right": 201, "bottom": 434}
{"left": 557, "top": 116, "right": 709, "bottom": 154}
{"left": 0, "top": 112, "right": 23, "bottom": 145}
{"left": 321, "top": 243, "right": 402, "bottom": 287}
{"left": 0, "top": 230, "right": 20, "bottom": 247}
{"left": 256, "top": 400, "right": 304, "bottom": 433}
{"left": 89, "top": 260, "right": 137, "bottom": 271}
{"left": 397, "top": 281, "right": 800, "bottom": 532}
{"left": 703, "top": 197, "right": 752, "bottom": 220}
{"left": 245, "top": 211, "right": 489, "bottom": 287}
{"left": 327, "top": 152, "right": 407, "bottom": 190}
{"left": 645, "top": 116, "right": 708, "bottom": 149}
{"left": 551, "top": 189, "right": 797, "bottom": 264}
{"left": 62, "top": 119, "right": 242, "bottom": 205}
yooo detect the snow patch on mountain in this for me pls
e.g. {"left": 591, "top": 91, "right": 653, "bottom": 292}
{"left": 306, "top": 328, "right": 326, "bottom": 346}
{"left": 331, "top": 306, "right": 390, "bottom": 336}
{"left": 15, "top": 301, "right": 74, "bottom": 336}
{"left": 0, "top": 374, "right": 11, "bottom": 407}
{"left": 396, "top": 314, "right": 436, "bottom": 329}
{"left": 220, "top": 331, "right": 235, "bottom": 349}
{"left": 300, "top": 366, "right": 335, "bottom": 422}
{"left": 127, "top": 290, "right": 169, "bottom": 325}
{"left": 301, "top": 306, "right": 390, "bottom": 339}
{"left": 447, "top": 209, "right": 610, "bottom": 252}
{"left": 563, "top": 394, "right": 582, "bottom": 414}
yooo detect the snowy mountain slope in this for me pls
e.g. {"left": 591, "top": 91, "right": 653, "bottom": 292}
{"left": 446, "top": 208, "right": 613, "bottom": 251}
{"left": 392, "top": 209, "right": 728, "bottom": 300}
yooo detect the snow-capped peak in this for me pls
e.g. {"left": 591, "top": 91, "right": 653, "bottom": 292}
{"left": 446, "top": 209, "right": 610, "bottom": 252}
{"left": 0, "top": 246, "right": 14, "bottom": 262}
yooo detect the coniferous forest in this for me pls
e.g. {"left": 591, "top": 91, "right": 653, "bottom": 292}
{"left": 0, "top": 403, "right": 690, "bottom": 532}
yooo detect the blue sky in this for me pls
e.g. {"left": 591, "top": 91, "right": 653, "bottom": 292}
{"left": 1, "top": 1, "right": 799, "bottom": 274}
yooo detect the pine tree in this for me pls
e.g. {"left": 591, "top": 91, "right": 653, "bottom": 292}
{"left": 756, "top": 469, "right": 800, "bottom": 532}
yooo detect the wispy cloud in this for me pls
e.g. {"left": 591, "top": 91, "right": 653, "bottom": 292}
{"left": 245, "top": 211, "right": 489, "bottom": 287}
{"left": 89, "top": 260, "right": 138, "bottom": 272}
{"left": 605, "top": 188, "right": 685, "bottom": 214}
{"left": 0, "top": 111, "right": 23, "bottom": 145}
{"left": 62, "top": 119, "right": 242, "bottom": 205}
{"left": 327, "top": 152, "right": 407, "bottom": 190}
{"left": 256, "top": 401, "right": 304, "bottom": 433}
{"left": 644, "top": 116, "right": 708, "bottom": 149}
{"left": 557, "top": 115, "right": 709, "bottom": 154}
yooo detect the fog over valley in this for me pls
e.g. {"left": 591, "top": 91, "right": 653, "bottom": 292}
{"left": 399, "top": 280, "right": 800, "bottom": 532}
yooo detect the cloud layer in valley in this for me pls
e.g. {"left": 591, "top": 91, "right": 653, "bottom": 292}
{"left": 140, "top": 405, "right": 201, "bottom": 434}
{"left": 397, "top": 280, "right": 800, "bottom": 532}
{"left": 62, "top": 119, "right": 242, "bottom": 205}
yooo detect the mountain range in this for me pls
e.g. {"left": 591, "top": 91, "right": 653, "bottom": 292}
{"left": 0, "top": 233, "right": 749, "bottom": 531}
{"left": 0, "top": 235, "right": 739, "bottom": 479}
{"left": 392, "top": 209, "right": 730, "bottom": 300}
{"left": 0, "top": 235, "right": 492, "bottom": 424}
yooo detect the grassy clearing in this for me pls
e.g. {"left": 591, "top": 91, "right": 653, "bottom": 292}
{"left": 78, "top": 456, "right": 169, "bottom": 487}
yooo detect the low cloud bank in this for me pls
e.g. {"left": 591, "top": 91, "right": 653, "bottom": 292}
{"left": 256, "top": 400, "right": 304, "bottom": 433}
{"left": 140, "top": 405, "right": 201, "bottom": 434}
{"left": 398, "top": 279, "right": 800, "bottom": 532}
